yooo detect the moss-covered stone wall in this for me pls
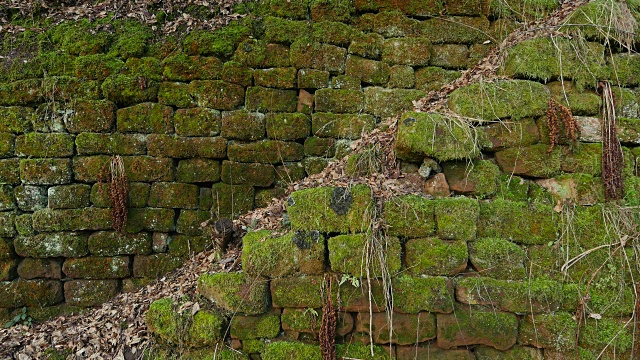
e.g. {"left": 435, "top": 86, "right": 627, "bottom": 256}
{"left": 2, "top": 0, "right": 640, "bottom": 358}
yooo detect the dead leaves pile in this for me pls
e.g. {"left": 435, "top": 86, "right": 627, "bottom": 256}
{"left": 0, "top": 0, "right": 246, "bottom": 35}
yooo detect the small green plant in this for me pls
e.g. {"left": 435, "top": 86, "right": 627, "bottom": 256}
{"left": 5, "top": 307, "right": 32, "bottom": 328}
{"left": 339, "top": 274, "right": 360, "bottom": 287}
{"left": 303, "top": 307, "right": 319, "bottom": 317}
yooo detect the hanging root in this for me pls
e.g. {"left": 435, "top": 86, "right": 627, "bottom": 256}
{"left": 108, "top": 155, "right": 128, "bottom": 232}
{"left": 598, "top": 81, "right": 624, "bottom": 200}
{"left": 320, "top": 274, "right": 337, "bottom": 360}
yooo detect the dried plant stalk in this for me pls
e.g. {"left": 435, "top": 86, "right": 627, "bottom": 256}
{"left": 109, "top": 155, "right": 128, "bottom": 232}
{"left": 320, "top": 275, "right": 337, "bottom": 360}
{"left": 546, "top": 98, "right": 577, "bottom": 154}
{"left": 598, "top": 81, "right": 624, "bottom": 200}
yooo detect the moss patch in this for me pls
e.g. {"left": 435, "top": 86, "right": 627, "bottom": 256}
{"left": 468, "top": 238, "right": 526, "bottom": 279}
{"left": 405, "top": 238, "right": 467, "bottom": 276}
{"left": 393, "top": 275, "right": 454, "bottom": 314}
{"left": 328, "top": 234, "right": 401, "bottom": 277}
{"left": 198, "top": 273, "right": 269, "bottom": 315}
{"left": 433, "top": 197, "right": 479, "bottom": 240}
{"left": 478, "top": 199, "right": 558, "bottom": 245}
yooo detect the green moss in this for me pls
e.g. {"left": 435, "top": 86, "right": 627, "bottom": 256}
{"left": 518, "top": 313, "right": 577, "bottom": 352}
{"left": 384, "top": 194, "right": 435, "bottom": 238}
{"left": 162, "top": 53, "right": 223, "bottom": 81}
{"left": 495, "top": 144, "right": 562, "bottom": 178}
{"left": 262, "top": 341, "right": 322, "bottom": 360}
{"left": 433, "top": 197, "right": 479, "bottom": 240}
{"left": 222, "top": 61, "right": 253, "bottom": 86}
{"left": 364, "top": 87, "right": 426, "bottom": 119}
{"left": 0, "top": 106, "right": 34, "bottom": 133}
{"left": 336, "top": 343, "right": 389, "bottom": 360}
{"left": 304, "top": 137, "right": 335, "bottom": 157}
{"left": 421, "top": 16, "right": 490, "bottom": 44}
{"left": 221, "top": 110, "right": 265, "bottom": 141}
{"left": 345, "top": 56, "right": 390, "bottom": 86}
{"left": 469, "top": 238, "right": 525, "bottom": 279}
{"left": 242, "top": 230, "right": 325, "bottom": 277}
{"left": 19, "top": 159, "right": 72, "bottom": 185}
{"left": 405, "top": 238, "right": 467, "bottom": 276}
{"left": 348, "top": 32, "right": 384, "bottom": 60}
{"left": 290, "top": 38, "right": 347, "bottom": 73}
{"left": 42, "top": 76, "right": 101, "bottom": 101}
{"left": 49, "top": 20, "right": 111, "bottom": 56}
{"left": 430, "top": 44, "right": 470, "bottom": 69}
{"left": 563, "top": 0, "right": 638, "bottom": 46}
{"left": 302, "top": 157, "right": 329, "bottom": 175}
{"left": 355, "top": 0, "right": 443, "bottom": 16}
{"left": 265, "top": 113, "right": 310, "bottom": 141}
{"left": 443, "top": 160, "right": 500, "bottom": 198}
{"left": 270, "top": 276, "right": 324, "bottom": 308}
{"left": 66, "top": 99, "right": 116, "bottom": 133}
{"left": 125, "top": 208, "right": 175, "bottom": 233}
{"left": 245, "top": 86, "right": 298, "bottom": 113}
{"left": 148, "top": 182, "right": 199, "bottom": 209}
{"left": 381, "top": 37, "right": 431, "bottom": 66}
{"left": 501, "top": 37, "right": 607, "bottom": 90}
{"left": 0, "top": 79, "right": 43, "bottom": 106}
{"left": 354, "top": 11, "right": 420, "bottom": 38}
{"left": 310, "top": 0, "right": 355, "bottom": 21}
{"left": 74, "top": 54, "right": 124, "bottom": 81}
{"left": 263, "top": 17, "right": 311, "bottom": 44}
{"left": 310, "top": 21, "right": 356, "bottom": 47}
{"left": 489, "top": 0, "right": 559, "bottom": 21}
{"left": 623, "top": 176, "right": 640, "bottom": 206}
{"left": 547, "top": 81, "right": 601, "bottom": 116}
{"left": 227, "top": 140, "right": 304, "bottom": 163}
{"left": 233, "top": 39, "right": 291, "bottom": 68}
{"left": 15, "top": 133, "right": 74, "bottom": 158}
{"left": 395, "top": 112, "right": 481, "bottom": 162}
{"left": 414, "top": 66, "right": 460, "bottom": 92}
{"left": 186, "top": 310, "right": 225, "bottom": 348}
{"left": 116, "top": 102, "right": 173, "bottom": 134}
{"left": 437, "top": 305, "right": 518, "bottom": 350}
{"left": 478, "top": 199, "right": 558, "bottom": 245}
{"left": 449, "top": 80, "right": 549, "bottom": 120}
{"left": 198, "top": 272, "right": 269, "bottom": 315}
{"left": 87, "top": 231, "right": 152, "bottom": 256}
{"left": 183, "top": 22, "right": 251, "bottom": 57}
{"left": 253, "top": 67, "right": 297, "bottom": 89}
{"left": 328, "top": 234, "right": 401, "bottom": 277}
{"left": 109, "top": 21, "right": 153, "bottom": 59}
{"left": 287, "top": 185, "right": 373, "bottom": 233}
{"left": 311, "top": 112, "right": 374, "bottom": 139}
{"left": 102, "top": 74, "right": 159, "bottom": 106}
{"left": 158, "top": 82, "right": 195, "bottom": 108}
{"left": 392, "top": 275, "right": 454, "bottom": 313}
{"left": 211, "top": 182, "right": 254, "bottom": 218}
{"left": 230, "top": 312, "right": 281, "bottom": 340}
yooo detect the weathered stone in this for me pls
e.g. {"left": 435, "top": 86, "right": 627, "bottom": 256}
{"left": 478, "top": 200, "right": 558, "bottom": 245}
{"left": 442, "top": 160, "right": 500, "bottom": 198}
{"left": 125, "top": 208, "right": 175, "bottom": 233}
{"left": 88, "top": 231, "right": 152, "bottom": 256}
{"left": 74, "top": 54, "right": 124, "bottom": 80}
{"left": 234, "top": 38, "right": 292, "bottom": 68}
{"left": 254, "top": 67, "right": 297, "bottom": 89}
{"left": 0, "top": 279, "right": 63, "bottom": 307}
{"left": 478, "top": 118, "right": 540, "bottom": 151}
{"left": 47, "top": 184, "right": 91, "bottom": 209}
{"left": 536, "top": 174, "right": 605, "bottom": 206}
{"left": 518, "top": 313, "right": 577, "bottom": 352}
{"left": 147, "top": 135, "right": 226, "bottom": 158}
{"left": 227, "top": 140, "right": 304, "bottom": 163}
{"left": 182, "top": 20, "right": 251, "bottom": 56}
{"left": 15, "top": 133, "right": 74, "bottom": 158}
{"left": 32, "top": 208, "right": 111, "bottom": 232}
{"left": 173, "top": 108, "right": 220, "bottom": 137}
{"left": 266, "top": 113, "right": 310, "bottom": 140}
{"left": 17, "top": 258, "right": 62, "bottom": 279}
{"left": 76, "top": 133, "right": 146, "bottom": 155}
{"left": 270, "top": 276, "right": 323, "bottom": 308}
{"left": 430, "top": 44, "right": 469, "bottom": 69}
{"left": 547, "top": 81, "right": 601, "bottom": 117}
{"left": 262, "top": 341, "right": 322, "bottom": 360}
{"left": 425, "top": 173, "right": 451, "bottom": 198}
{"left": 275, "top": 163, "right": 307, "bottom": 187}
{"left": 221, "top": 161, "right": 275, "bottom": 187}
{"left": 167, "top": 234, "right": 211, "bottom": 255}
{"left": 281, "top": 308, "right": 353, "bottom": 336}
{"left": 116, "top": 102, "right": 174, "bottom": 134}
{"left": 384, "top": 194, "right": 436, "bottom": 238}
{"left": 304, "top": 137, "right": 335, "bottom": 157}
{"left": 14, "top": 232, "right": 88, "bottom": 258}
{"left": 393, "top": 275, "right": 454, "bottom": 314}
{"left": 449, "top": 80, "right": 549, "bottom": 120}
{"left": 0, "top": 237, "right": 15, "bottom": 259}
{"left": 405, "top": 238, "right": 467, "bottom": 276}
{"left": 222, "top": 61, "right": 253, "bottom": 86}
{"left": 31, "top": 102, "right": 69, "bottom": 133}
{"left": 388, "top": 65, "right": 415, "bottom": 89}
{"left": 230, "top": 311, "right": 281, "bottom": 340}
{"left": 433, "top": 197, "right": 478, "bottom": 240}
{"left": 0, "top": 185, "right": 14, "bottom": 211}
{"left": 396, "top": 345, "right": 474, "bottom": 360}
{"left": 221, "top": 110, "right": 265, "bottom": 141}
{"left": 211, "top": 183, "right": 254, "bottom": 218}
{"left": 133, "top": 254, "right": 185, "bottom": 278}
{"left": 122, "top": 277, "right": 154, "bottom": 293}
{"left": 311, "top": 113, "right": 375, "bottom": 139}
{"left": 199, "top": 272, "right": 270, "bottom": 315}
{"left": 354, "top": 11, "right": 420, "bottom": 38}
{"left": 0, "top": 259, "right": 18, "bottom": 281}
{"left": 456, "top": 277, "right": 569, "bottom": 314}
{"left": 14, "top": 214, "right": 32, "bottom": 236}
{"left": 302, "top": 157, "right": 329, "bottom": 175}
{"left": 297, "top": 69, "right": 329, "bottom": 89}
{"left": 364, "top": 88, "right": 425, "bottom": 119}
{"left": 147, "top": 182, "right": 199, "bottom": 209}
{"left": 162, "top": 53, "right": 223, "bottom": 81}
{"left": 188, "top": 80, "right": 245, "bottom": 110}
{"left": 382, "top": 37, "right": 431, "bottom": 66}
{"left": 396, "top": 112, "right": 481, "bottom": 162}
{"left": 254, "top": 187, "right": 286, "bottom": 208}
{"left": 290, "top": 39, "right": 347, "bottom": 73}
{"left": 0, "top": 159, "right": 20, "bottom": 185}
{"left": 329, "top": 234, "right": 401, "bottom": 277}
{"left": 64, "top": 280, "right": 119, "bottom": 307}
{"left": 287, "top": 185, "right": 373, "bottom": 234}
{"left": 90, "top": 182, "right": 150, "bottom": 208}
{"left": 345, "top": 56, "right": 389, "bottom": 86}
{"left": 0, "top": 212, "right": 15, "bottom": 237}
{"left": 14, "top": 185, "right": 46, "bottom": 211}
{"left": 354, "top": 0, "right": 442, "bottom": 16}
{"left": 468, "top": 238, "right": 526, "bottom": 279}
{"left": 0, "top": 106, "right": 34, "bottom": 133}
{"left": 495, "top": 144, "right": 562, "bottom": 178}
{"left": 157, "top": 82, "right": 195, "bottom": 108}
{"left": 415, "top": 66, "right": 461, "bottom": 92}
{"left": 177, "top": 159, "right": 221, "bottom": 183}
{"left": 355, "top": 312, "right": 436, "bottom": 345}
{"left": 246, "top": 87, "right": 298, "bottom": 113}
{"left": 0, "top": 79, "right": 43, "bottom": 106}
{"left": 175, "top": 210, "right": 210, "bottom": 236}
{"left": 63, "top": 256, "right": 129, "bottom": 279}
{"left": 310, "top": 0, "right": 354, "bottom": 21}
{"left": 349, "top": 32, "right": 384, "bottom": 60}
{"left": 437, "top": 306, "right": 518, "bottom": 350}
{"left": 422, "top": 16, "right": 490, "bottom": 44}
{"left": 101, "top": 74, "right": 159, "bottom": 106}
{"left": 20, "top": 159, "right": 72, "bottom": 185}
{"left": 121, "top": 57, "right": 163, "bottom": 79}
{"left": 0, "top": 133, "right": 15, "bottom": 158}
